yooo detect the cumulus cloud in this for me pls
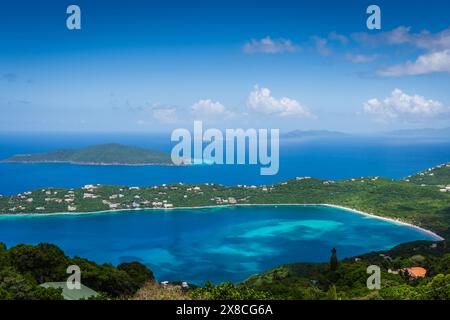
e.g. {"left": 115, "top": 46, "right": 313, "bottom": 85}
{"left": 363, "top": 89, "right": 447, "bottom": 122}
{"left": 243, "top": 37, "right": 300, "bottom": 54}
{"left": 190, "top": 99, "right": 233, "bottom": 118}
{"left": 377, "top": 49, "right": 450, "bottom": 76}
{"left": 353, "top": 25, "right": 450, "bottom": 76}
{"left": 353, "top": 26, "right": 413, "bottom": 47}
{"left": 247, "top": 86, "right": 312, "bottom": 117}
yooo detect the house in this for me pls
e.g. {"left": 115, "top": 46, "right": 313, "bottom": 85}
{"left": 401, "top": 267, "right": 427, "bottom": 278}
{"left": 40, "top": 282, "right": 99, "bottom": 300}
{"left": 152, "top": 201, "right": 163, "bottom": 208}
{"left": 67, "top": 205, "right": 77, "bottom": 212}
{"left": 132, "top": 202, "right": 140, "bottom": 208}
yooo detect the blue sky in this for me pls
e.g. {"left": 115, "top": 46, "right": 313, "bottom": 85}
{"left": 1, "top": 0, "right": 450, "bottom": 132}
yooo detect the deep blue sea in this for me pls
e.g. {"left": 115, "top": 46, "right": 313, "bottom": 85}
{"left": 0, "top": 132, "right": 449, "bottom": 195}
{"left": 0, "top": 205, "right": 440, "bottom": 284}
{"left": 0, "top": 133, "right": 448, "bottom": 284}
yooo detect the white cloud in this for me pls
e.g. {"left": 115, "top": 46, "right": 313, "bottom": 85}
{"left": 312, "top": 36, "right": 332, "bottom": 56}
{"left": 363, "top": 89, "right": 447, "bottom": 122}
{"left": 345, "top": 53, "right": 378, "bottom": 63}
{"left": 247, "top": 86, "right": 312, "bottom": 117}
{"left": 328, "top": 31, "right": 348, "bottom": 45}
{"left": 243, "top": 37, "right": 300, "bottom": 54}
{"left": 151, "top": 105, "right": 179, "bottom": 124}
{"left": 190, "top": 99, "right": 233, "bottom": 118}
{"left": 377, "top": 49, "right": 450, "bottom": 76}
{"left": 353, "top": 25, "right": 450, "bottom": 76}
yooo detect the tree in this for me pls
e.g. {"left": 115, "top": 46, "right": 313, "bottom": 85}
{"left": 8, "top": 243, "right": 68, "bottom": 283}
{"left": 326, "top": 285, "right": 338, "bottom": 300}
{"left": 379, "top": 284, "right": 420, "bottom": 300}
{"left": 421, "top": 274, "right": 450, "bottom": 300}
{"left": 0, "top": 242, "right": 9, "bottom": 269}
{"left": 330, "top": 248, "right": 338, "bottom": 271}
{"left": 0, "top": 267, "right": 62, "bottom": 300}
{"left": 118, "top": 262, "right": 154, "bottom": 290}
{"left": 191, "top": 282, "right": 273, "bottom": 300}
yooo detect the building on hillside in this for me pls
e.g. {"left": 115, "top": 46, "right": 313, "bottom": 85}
{"left": 400, "top": 267, "right": 427, "bottom": 278}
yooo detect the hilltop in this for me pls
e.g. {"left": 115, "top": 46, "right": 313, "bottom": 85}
{"left": 1, "top": 143, "right": 172, "bottom": 165}
{"left": 406, "top": 162, "right": 450, "bottom": 186}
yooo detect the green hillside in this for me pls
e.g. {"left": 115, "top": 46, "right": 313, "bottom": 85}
{"left": 1, "top": 164, "right": 449, "bottom": 237}
{"left": 2, "top": 143, "right": 172, "bottom": 165}
{"left": 238, "top": 239, "right": 450, "bottom": 300}
{"left": 406, "top": 163, "right": 450, "bottom": 186}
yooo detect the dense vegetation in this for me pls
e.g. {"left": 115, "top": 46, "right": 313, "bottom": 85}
{"left": 0, "top": 242, "right": 153, "bottom": 300}
{"left": 129, "top": 240, "right": 450, "bottom": 300}
{"left": 1, "top": 143, "right": 172, "bottom": 165}
{"left": 2, "top": 240, "right": 450, "bottom": 300}
{"left": 1, "top": 162, "right": 449, "bottom": 238}
{"left": 406, "top": 163, "right": 450, "bottom": 186}
{"left": 239, "top": 239, "right": 450, "bottom": 300}
{"left": 0, "top": 162, "right": 449, "bottom": 300}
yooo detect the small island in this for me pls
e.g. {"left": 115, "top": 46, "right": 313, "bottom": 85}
{"left": 0, "top": 143, "right": 173, "bottom": 166}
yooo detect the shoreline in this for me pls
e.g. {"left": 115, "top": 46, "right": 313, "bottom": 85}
{"left": 0, "top": 203, "right": 444, "bottom": 241}
{"left": 0, "top": 160, "right": 178, "bottom": 167}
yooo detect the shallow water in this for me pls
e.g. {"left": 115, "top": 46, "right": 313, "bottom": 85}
{"left": 0, "top": 205, "right": 439, "bottom": 284}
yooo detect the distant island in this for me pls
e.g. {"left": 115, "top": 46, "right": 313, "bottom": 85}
{"left": 0, "top": 143, "right": 173, "bottom": 166}
{"left": 283, "top": 130, "right": 348, "bottom": 140}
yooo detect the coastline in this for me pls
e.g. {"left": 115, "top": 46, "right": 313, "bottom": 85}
{"left": 0, "top": 160, "right": 178, "bottom": 167}
{"left": 0, "top": 202, "right": 444, "bottom": 241}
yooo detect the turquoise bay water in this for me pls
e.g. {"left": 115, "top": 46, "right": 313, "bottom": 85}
{"left": 0, "top": 205, "right": 439, "bottom": 284}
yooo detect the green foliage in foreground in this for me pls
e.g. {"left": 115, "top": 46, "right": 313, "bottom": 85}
{"left": 242, "top": 240, "right": 450, "bottom": 300}
{"left": 191, "top": 282, "right": 274, "bottom": 300}
{"left": 0, "top": 242, "right": 153, "bottom": 300}
{"left": 1, "top": 240, "right": 450, "bottom": 300}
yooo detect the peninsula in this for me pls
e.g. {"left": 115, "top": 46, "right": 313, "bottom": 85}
{"left": 0, "top": 163, "right": 449, "bottom": 238}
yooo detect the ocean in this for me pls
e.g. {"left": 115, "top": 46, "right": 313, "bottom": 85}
{"left": 0, "top": 132, "right": 449, "bottom": 195}
{"left": 0, "top": 205, "right": 439, "bottom": 284}
{"left": 0, "top": 132, "right": 448, "bottom": 284}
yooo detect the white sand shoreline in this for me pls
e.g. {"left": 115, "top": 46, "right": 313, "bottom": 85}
{"left": 0, "top": 203, "right": 444, "bottom": 241}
